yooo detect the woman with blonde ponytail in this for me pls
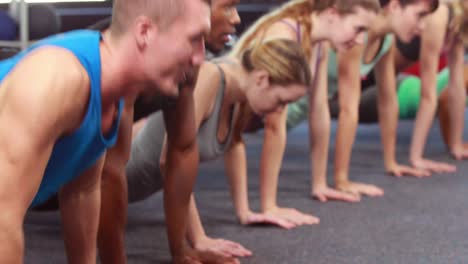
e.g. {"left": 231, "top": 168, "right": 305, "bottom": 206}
{"left": 123, "top": 38, "right": 312, "bottom": 262}
{"left": 224, "top": 0, "right": 381, "bottom": 229}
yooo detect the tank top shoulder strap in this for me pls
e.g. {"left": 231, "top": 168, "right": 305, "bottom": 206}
{"left": 202, "top": 61, "right": 227, "bottom": 121}
{"left": 279, "top": 19, "right": 301, "bottom": 42}
{"left": 212, "top": 63, "right": 226, "bottom": 90}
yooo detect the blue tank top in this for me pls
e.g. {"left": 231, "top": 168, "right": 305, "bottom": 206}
{"left": 0, "top": 30, "right": 124, "bottom": 206}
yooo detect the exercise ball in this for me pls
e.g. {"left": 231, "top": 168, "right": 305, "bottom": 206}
{"left": 0, "top": 11, "right": 18, "bottom": 40}
{"left": 398, "top": 76, "right": 421, "bottom": 119}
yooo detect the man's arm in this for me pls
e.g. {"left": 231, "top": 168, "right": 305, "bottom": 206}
{"left": 161, "top": 63, "right": 243, "bottom": 263}
{"left": 161, "top": 77, "right": 199, "bottom": 259}
{"left": 59, "top": 155, "right": 106, "bottom": 264}
{"left": 161, "top": 85, "right": 240, "bottom": 262}
{"left": 375, "top": 42, "right": 428, "bottom": 177}
{"left": 97, "top": 98, "right": 136, "bottom": 264}
{"left": 0, "top": 48, "right": 89, "bottom": 263}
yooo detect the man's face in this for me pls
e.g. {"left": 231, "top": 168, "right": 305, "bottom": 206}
{"left": 205, "top": 0, "right": 241, "bottom": 52}
{"left": 143, "top": 0, "right": 211, "bottom": 97}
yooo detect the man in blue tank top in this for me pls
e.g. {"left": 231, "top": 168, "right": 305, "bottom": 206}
{"left": 30, "top": 1, "right": 244, "bottom": 262}
{"left": 0, "top": 0, "right": 211, "bottom": 263}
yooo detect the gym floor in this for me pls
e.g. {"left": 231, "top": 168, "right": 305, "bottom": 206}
{"left": 25, "top": 117, "right": 468, "bottom": 263}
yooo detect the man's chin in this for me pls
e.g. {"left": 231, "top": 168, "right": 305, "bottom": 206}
{"left": 164, "top": 84, "right": 180, "bottom": 98}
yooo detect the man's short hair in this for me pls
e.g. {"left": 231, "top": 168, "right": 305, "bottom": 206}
{"left": 110, "top": 0, "right": 211, "bottom": 36}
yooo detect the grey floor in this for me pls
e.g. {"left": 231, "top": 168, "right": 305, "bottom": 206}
{"left": 25, "top": 119, "right": 468, "bottom": 263}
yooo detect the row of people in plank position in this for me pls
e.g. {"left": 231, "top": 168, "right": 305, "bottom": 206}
{"left": 0, "top": 0, "right": 467, "bottom": 263}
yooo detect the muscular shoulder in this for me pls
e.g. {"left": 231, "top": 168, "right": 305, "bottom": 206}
{"left": 5, "top": 47, "right": 90, "bottom": 133}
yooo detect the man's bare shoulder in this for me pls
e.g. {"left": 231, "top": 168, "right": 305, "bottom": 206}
{"left": 2, "top": 47, "right": 91, "bottom": 133}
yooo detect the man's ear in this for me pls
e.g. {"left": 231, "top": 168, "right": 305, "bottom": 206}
{"left": 133, "top": 16, "right": 155, "bottom": 49}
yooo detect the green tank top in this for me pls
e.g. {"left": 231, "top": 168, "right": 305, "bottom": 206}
{"left": 327, "top": 34, "right": 393, "bottom": 98}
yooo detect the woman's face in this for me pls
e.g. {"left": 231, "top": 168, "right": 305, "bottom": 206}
{"left": 328, "top": 7, "right": 376, "bottom": 51}
{"left": 245, "top": 71, "right": 307, "bottom": 115}
{"left": 390, "top": 0, "right": 433, "bottom": 43}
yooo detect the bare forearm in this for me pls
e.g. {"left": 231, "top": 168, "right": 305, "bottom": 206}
{"left": 98, "top": 101, "right": 133, "bottom": 264}
{"left": 446, "top": 43, "right": 466, "bottom": 152}
{"left": 98, "top": 167, "right": 128, "bottom": 264}
{"left": 447, "top": 81, "right": 466, "bottom": 149}
{"left": 309, "top": 103, "right": 330, "bottom": 188}
{"left": 0, "top": 222, "right": 23, "bottom": 264}
{"left": 437, "top": 89, "right": 452, "bottom": 146}
{"left": 186, "top": 194, "right": 207, "bottom": 246}
{"left": 410, "top": 95, "right": 437, "bottom": 161}
{"left": 259, "top": 113, "right": 287, "bottom": 211}
{"left": 378, "top": 94, "right": 398, "bottom": 168}
{"left": 410, "top": 43, "right": 439, "bottom": 161}
{"left": 164, "top": 146, "right": 198, "bottom": 257}
{"left": 334, "top": 109, "right": 358, "bottom": 184}
{"left": 224, "top": 141, "right": 250, "bottom": 220}
{"left": 60, "top": 181, "right": 101, "bottom": 264}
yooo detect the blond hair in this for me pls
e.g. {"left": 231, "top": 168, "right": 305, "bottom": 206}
{"left": 449, "top": 0, "right": 468, "bottom": 44}
{"left": 230, "top": 0, "right": 380, "bottom": 141}
{"left": 233, "top": 38, "right": 311, "bottom": 141}
{"left": 242, "top": 39, "right": 312, "bottom": 86}
{"left": 232, "top": 0, "right": 381, "bottom": 59}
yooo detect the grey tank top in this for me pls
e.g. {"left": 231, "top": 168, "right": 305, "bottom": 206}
{"left": 126, "top": 64, "right": 234, "bottom": 202}
{"left": 197, "top": 64, "right": 235, "bottom": 161}
{"left": 131, "top": 63, "right": 233, "bottom": 164}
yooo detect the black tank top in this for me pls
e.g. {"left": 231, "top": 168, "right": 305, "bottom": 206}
{"left": 396, "top": 3, "right": 454, "bottom": 61}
